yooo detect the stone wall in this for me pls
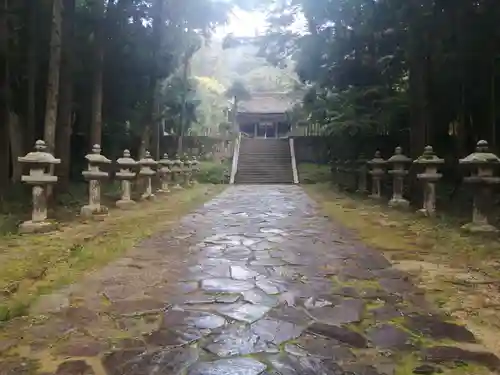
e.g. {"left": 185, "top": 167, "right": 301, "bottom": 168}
{"left": 292, "top": 136, "right": 331, "bottom": 164}
{"left": 162, "top": 136, "right": 233, "bottom": 160}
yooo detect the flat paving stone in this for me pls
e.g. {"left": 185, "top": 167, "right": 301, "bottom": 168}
{"left": 188, "top": 358, "right": 267, "bottom": 375}
{"left": 204, "top": 324, "right": 262, "bottom": 356}
{"left": 104, "top": 347, "right": 199, "bottom": 375}
{"left": 230, "top": 265, "right": 260, "bottom": 280}
{"left": 201, "top": 279, "right": 255, "bottom": 293}
{"left": 242, "top": 288, "right": 279, "bottom": 307}
{"left": 367, "top": 324, "right": 412, "bottom": 349}
{"left": 256, "top": 277, "right": 289, "bottom": 294}
{"left": 217, "top": 302, "right": 271, "bottom": 323}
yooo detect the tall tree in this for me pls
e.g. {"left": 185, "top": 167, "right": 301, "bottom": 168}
{"left": 90, "top": 0, "right": 105, "bottom": 147}
{"left": 56, "top": 0, "right": 76, "bottom": 189}
{"left": 43, "top": 0, "right": 63, "bottom": 155}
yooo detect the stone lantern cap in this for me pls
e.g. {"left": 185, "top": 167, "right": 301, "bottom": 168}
{"left": 459, "top": 140, "right": 500, "bottom": 166}
{"left": 368, "top": 151, "right": 386, "bottom": 177}
{"left": 414, "top": 145, "right": 444, "bottom": 165}
{"left": 117, "top": 149, "right": 138, "bottom": 169}
{"left": 85, "top": 144, "right": 111, "bottom": 165}
{"left": 368, "top": 151, "right": 386, "bottom": 166}
{"left": 82, "top": 144, "right": 111, "bottom": 180}
{"left": 460, "top": 141, "right": 500, "bottom": 185}
{"left": 387, "top": 147, "right": 411, "bottom": 164}
{"left": 18, "top": 140, "right": 61, "bottom": 166}
{"left": 138, "top": 151, "right": 158, "bottom": 167}
{"left": 414, "top": 146, "right": 444, "bottom": 181}
{"left": 116, "top": 149, "right": 137, "bottom": 180}
{"left": 19, "top": 140, "right": 60, "bottom": 185}
{"left": 158, "top": 153, "right": 172, "bottom": 168}
{"left": 138, "top": 151, "right": 157, "bottom": 176}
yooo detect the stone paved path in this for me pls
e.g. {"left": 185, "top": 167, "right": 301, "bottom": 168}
{"left": 3, "top": 185, "right": 500, "bottom": 374}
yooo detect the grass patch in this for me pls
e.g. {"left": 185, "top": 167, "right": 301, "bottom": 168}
{"left": 298, "top": 163, "right": 331, "bottom": 184}
{"left": 0, "top": 184, "right": 224, "bottom": 322}
{"left": 198, "top": 160, "right": 231, "bottom": 184}
{"left": 304, "top": 183, "right": 500, "bottom": 358}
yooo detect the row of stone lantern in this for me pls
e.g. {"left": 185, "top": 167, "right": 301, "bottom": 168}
{"left": 17, "top": 140, "right": 201, "bottom": 233}
{"left": 331, "top": 140, "right": 500, "bottom": 234}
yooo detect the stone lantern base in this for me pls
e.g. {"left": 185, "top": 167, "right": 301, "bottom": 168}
{"left": 116, "top": 199, "right": 136, "bottom": 209}
{"left": 81, "top": 205, "right": 108, "bottom": 219}
{"left": 19, "top": 220, "right": 58, "bottom": 234}
{"left": 141, "top": 192, "right": 156, "bottom": 201}
{"left": 461, "top": 222, "right": 499, "bottom": 234}
{"left": 388, "top": 198, "right": 410, "bottom": 210}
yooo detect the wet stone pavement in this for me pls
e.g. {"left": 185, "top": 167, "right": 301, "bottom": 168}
{"left": 2, "top": 185, "right": 500, "bottom": 375}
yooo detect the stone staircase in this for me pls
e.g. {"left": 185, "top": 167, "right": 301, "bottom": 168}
{"left": 234, "top": 138, "right": 294, "bottom": 184}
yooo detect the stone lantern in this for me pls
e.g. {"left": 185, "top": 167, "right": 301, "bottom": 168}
{"left": 158, "top": 153, "right": 172, "bottom": 193}
{"left": 191, "top": 156, "right": 200, "bottom": 184}
{"left": 18, "top": 140, "right": 61, "bottom": 233}
{"left": 171, "top": 154, "right": 183, "bottom": 190}
{"left": 368, "top": 151, "right": 386, "bottom": 200}
{"left": 183, "top": 155, "right": 193, "bottom": 186}
{"left": 138, "top": 151, "right": 157, "bottom": 200}
{"left": 387, "top": 147, "right": 411, "bottom": 209}
{"left": 115, "top": 149, "right": 137, "bottom": 209}
{"left": 414, "top": 146, "right": 444, "bottom": 217}
{"left": 459, "top": 140, "right": 500, "bottom": 233}
{"left": 81, "top": 144, "right": 111, "bottom": 218}
{"left": 356, "top": 155, "right": 369, "bottom": 194}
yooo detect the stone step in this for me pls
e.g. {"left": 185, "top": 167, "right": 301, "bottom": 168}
{"left": 235, "top": 139, "right": 294, "bottom": 184}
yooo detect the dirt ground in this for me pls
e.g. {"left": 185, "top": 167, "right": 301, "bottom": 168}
{"left": 305, "top": 183, "right": 500, "bottom": 360}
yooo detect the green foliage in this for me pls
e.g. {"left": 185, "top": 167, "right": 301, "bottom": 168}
{"left": 297, "top": 163, "right": 331, "bottom": 184}
{"left": 198, "top": 161, "right": 231, "bottom": 184}
{"left": 262, "top": 0, "right": 500, "bottom": 157}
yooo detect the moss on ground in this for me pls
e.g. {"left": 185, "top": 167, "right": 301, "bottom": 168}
{"left": 305, "top": 183, "right": 500, "bottom": 359}
{"left": 0, "top": 185, "right": 224, "bottom": 322}
{"left": 297, "top": 163, "right": 331, "bottom": 184}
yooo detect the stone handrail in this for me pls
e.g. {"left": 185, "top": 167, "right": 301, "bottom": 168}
{"left": 230, "top": 132, "right": 242, "bottom": 184}
{"left": 289, "top": 137, "right": 299, "bottom": 184}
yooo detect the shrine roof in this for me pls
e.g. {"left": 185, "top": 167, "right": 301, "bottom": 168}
{"left": 237, "top": 92, "right": 300, "bottom": 114}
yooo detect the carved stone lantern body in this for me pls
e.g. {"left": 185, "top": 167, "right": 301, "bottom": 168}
{"left": 459, "top": 140, "right": 500, "bottom": 233}
{"left": 387, "top": 147, "right": 411, "bottom": 209}
{"left": 138, "top": 151, "right": 157, "bottom": 200}
{"left": 81, "top": 144, "right": 111, "bottom": 218}
{"left": 171, "top": 155, "right": 183, "bottom": 189}
{"left": 191, "top": 156, "right": 200, "bottom": 184}
{"left": 183, "top": 156, "right": 193, "bottom": 186}
{"left": 356, "top": 155, "right": 368, "bottom": 194}
{"left": 18, "top": 140, "right": 61, "bottom": 233}
{"left": 115, "top": 149, "right": 138, "bottom": 209}
{"left": 414, "top": 146, "right": 444, "bottom": 217}
{"left": 368, "top": 151, "right": 386, "bottom": 200}
{"left": 158, "top": 153, "right": 172, "bottom": 193}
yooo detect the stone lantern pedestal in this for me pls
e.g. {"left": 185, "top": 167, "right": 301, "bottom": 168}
{"left": 356, "top": 155, "right": 368, "bottom": 194}
{"left": 81, "top": 144, "right": 111, "bottom": 218}
{"left": 115, "top": 149, "right": 138, "bottom": 209}
{"left": 138, "top": 151, "right": 157, "bottom": 200}
{"left": 171, "top": 155, "right": 183, "bottom": 190}
{"left": 158, "top": 154, "right": 172, "bottom": 193}
{"left": 414, "top": 146, "right": 444, "bottom": 217}
{"left": 387, "top": 147, "right": 411, "bottom": 209}
{"left": 368, "top": 151, "right": 386, "bottom": 200}
{"left": 191, "top": 156, "right": 200, "bottom": 184}
{"left": 459, "top": 140, "right": 500, "bottom": 233}
{"left": 18, "top": 140, "right": 61, "bottom": 233}
{"left": 183, "top": 156, "right": 193, "bottom": 186}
